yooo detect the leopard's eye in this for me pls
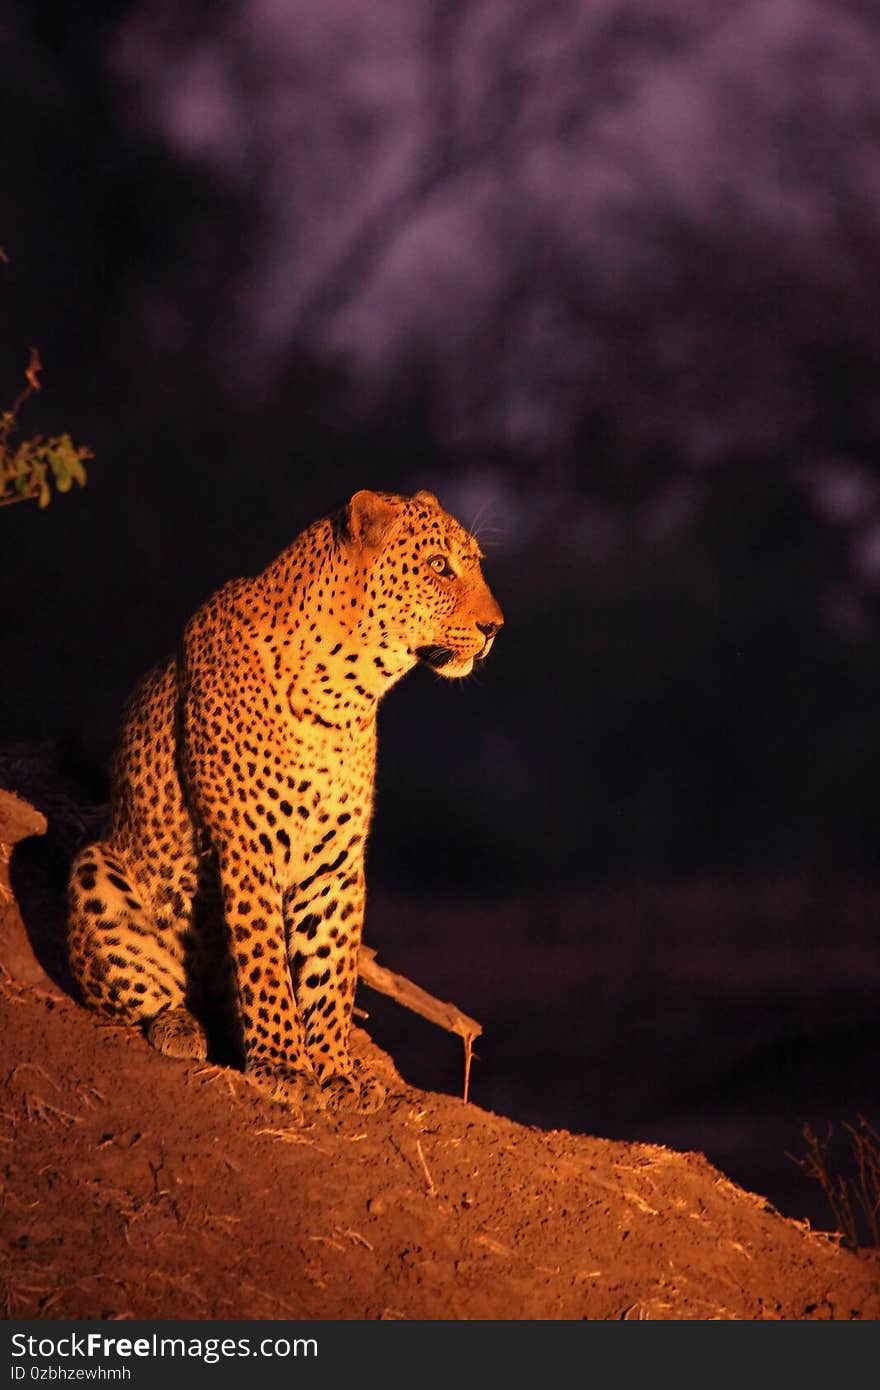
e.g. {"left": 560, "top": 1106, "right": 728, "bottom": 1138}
{"left": 429, "top": 555, "right": 455, "bottom": 578}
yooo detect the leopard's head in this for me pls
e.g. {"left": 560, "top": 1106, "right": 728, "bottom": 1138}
{"left": 344, "top": 488, "right": 504, "bottom": 678}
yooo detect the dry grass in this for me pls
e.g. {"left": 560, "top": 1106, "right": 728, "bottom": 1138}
{"left": 790, "top": 1116, "right": 880, "bottom": 1250}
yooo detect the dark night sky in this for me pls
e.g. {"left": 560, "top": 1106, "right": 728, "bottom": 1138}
{"left": 2, "top": 0, "right": 879, "bottom": 1230}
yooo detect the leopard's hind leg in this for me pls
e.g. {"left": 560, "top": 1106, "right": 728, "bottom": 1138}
{"left": 68, "top": 841, "right": 208, "bottom": 1060}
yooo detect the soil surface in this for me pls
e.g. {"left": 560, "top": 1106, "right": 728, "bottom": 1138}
{"left": 3, "top": 977, "right": 880, "bottom": 1322}
{"left": 2, "top": 798, "right": 879, "bottom": 1322}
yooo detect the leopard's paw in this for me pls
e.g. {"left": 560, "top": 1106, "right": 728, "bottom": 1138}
{"left": 319, "top": 1067, "right": 387, "bottom": 1115}
{"left": 244, "top": 1060, "right": 321, "bottom": 1117}
{"left": 146, "top": 1006, "right": 208, "bottom": 1061}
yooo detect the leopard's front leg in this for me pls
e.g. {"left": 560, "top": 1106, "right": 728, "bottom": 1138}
{"left": 217, "top": 849, "right": 323, "bottom": 1115}
{"left": 286, "top": 859, "right": 386, "bottom": 1114}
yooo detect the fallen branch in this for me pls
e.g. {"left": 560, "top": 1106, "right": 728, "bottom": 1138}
{"left": 357, "top": 943, "right": 482, "bottom": 1103}
{"left": 0, "top": 787, "right": 47, "bottom": 847}
{"left": 0, "top": 789, "right": 58, "bottom": 993}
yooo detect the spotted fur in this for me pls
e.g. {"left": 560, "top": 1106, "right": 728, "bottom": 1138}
{"left": 67, "top": 490, "right": 503, "bottom": 1115}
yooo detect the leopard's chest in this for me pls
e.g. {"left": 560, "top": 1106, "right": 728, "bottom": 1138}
{"left": 222, "top": 720, "right": 375, "bottom": 889}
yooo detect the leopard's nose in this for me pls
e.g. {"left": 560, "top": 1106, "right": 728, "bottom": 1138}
{"left": 477, "top": 621, "right": 502, "bottom": 640}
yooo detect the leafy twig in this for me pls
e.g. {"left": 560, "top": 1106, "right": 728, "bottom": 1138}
{"left": 0, "top": 347, "right": 92, "bottom": 509}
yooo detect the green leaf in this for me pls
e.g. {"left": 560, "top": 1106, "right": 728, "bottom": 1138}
{"left": 67, "top": 452, "right": 88, "bottom": 487}
{"left": 34, "top": 461, "right": 50, "bottom": 508}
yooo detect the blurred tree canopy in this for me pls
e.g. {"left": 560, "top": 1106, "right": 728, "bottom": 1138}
{"left": 2, "top": 0, "right": 879, "bottom": 887}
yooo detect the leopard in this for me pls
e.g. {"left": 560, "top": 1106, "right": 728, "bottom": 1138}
{"left": 67, "top": 489, "right": 503, "bottom": 1116}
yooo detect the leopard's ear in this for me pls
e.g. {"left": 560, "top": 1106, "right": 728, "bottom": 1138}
{"left": 346, "top": 490, "right": 402, "bottom": 549}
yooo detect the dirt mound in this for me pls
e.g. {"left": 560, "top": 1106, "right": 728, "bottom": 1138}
{"left": 1, "top": 783, "right": 878, "bottom": 1321}
{"left": 2, "top": 973, "right": 878, "bottom": 1320}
